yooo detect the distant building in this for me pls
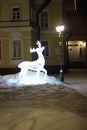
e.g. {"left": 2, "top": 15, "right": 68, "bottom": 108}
{"left": 63, "top": 0, "right": 87, "bottom": 68}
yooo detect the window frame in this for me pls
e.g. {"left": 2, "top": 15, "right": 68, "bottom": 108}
{"left": 12, "top": 40, "right": 22, "bottom": 60}
{"left": 11, "top": 6, "right": 20, "bottom": 20}
{"left": 10, "top": 32, "right": 23, "bottom": 65}
{"left": 40, "top": 10, "right": 49, "bottom": 29}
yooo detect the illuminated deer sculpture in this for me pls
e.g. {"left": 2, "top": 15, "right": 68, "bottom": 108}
{"left": 18, "top": 41, "right": 47, "bottom": 81}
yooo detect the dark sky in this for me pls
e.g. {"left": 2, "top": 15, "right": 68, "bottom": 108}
{"left": 76, "top": 0, "right": 87, "bottom": 16}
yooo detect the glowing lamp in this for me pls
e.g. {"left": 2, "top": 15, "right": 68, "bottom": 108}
{"left": 56, "top": 25, "right": 64, "bottom": 33}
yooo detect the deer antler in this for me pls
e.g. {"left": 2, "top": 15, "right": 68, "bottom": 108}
{"left": 36, "top": 41, "right": 41, "bottom": 48}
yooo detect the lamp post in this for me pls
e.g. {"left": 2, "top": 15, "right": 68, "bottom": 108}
{"left": 56, "top": 25, "right": 64, "bottom": 82}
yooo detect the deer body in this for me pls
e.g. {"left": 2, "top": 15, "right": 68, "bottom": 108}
{"left": 18, "top": 41, "right": 47, "bottom": 81}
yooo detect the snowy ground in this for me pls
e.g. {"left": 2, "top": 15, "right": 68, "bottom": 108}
{"left": 0, "top": 71, "right": 61, "bottom": 86}
{"left": 64, "top": 69, "right": 87, "bottom": 97}
{"left": 0, "top": 69, "right": 87, "bottom": 97}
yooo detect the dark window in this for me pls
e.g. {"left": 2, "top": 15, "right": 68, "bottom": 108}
{"left": 12, "top": 7, "right": 20, "bottom": 20}
{"left": 40, "top": 11, "right": 49, "bottom": 28}
{"left": 12, "top": 40, "right": 21, "bottom": 59}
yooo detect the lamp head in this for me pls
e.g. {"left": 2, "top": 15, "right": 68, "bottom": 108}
{"left": 56, "top": 25, "right": 64, "bottom": 33}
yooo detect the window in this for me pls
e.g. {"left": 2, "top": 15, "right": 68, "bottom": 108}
{"left": 12, "top": 40, "right": 21, "bottom": 59}
{"left": 40, "top": 10, "right": 49, "bottom": 28}
{"left": 11, "top": 6, "right": 20, "bottom": 20}
{"left": 41, "top": 41, "right": 49, "bottom": 57}
{"left": 10, "top": 32, "right": 22, "bottom": 65}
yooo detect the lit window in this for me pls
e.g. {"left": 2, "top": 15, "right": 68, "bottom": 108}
{"left": 11, "top": 7, "right": 20, "bottom": 20}
{"left": 41, "top": 41, "right": 49, "bottom": 57}
{"left": 40, "top": 11, "right": 49, "bottom": 28}
{"left": 12, "top": 40, "right": 21, "bottom": 59}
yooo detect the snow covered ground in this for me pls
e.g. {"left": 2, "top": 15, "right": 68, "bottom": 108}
{"left": 0, "top": 71, "right": 61, "bottom": 87}
{"left": 0, "top": 69, "right": 87, "bottom": 97}
{"left": 64, "top": 69, "right": 87, "bottom": 97}
{"left": 67, "top": 83, "right": 87, "bottom": 97}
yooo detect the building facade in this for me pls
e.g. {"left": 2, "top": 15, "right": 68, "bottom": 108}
{"left": 0, "top": 0, "right": 64, "bottom": 74}
{"left": 0, "top": 0, "right": 37, "bottom": 74}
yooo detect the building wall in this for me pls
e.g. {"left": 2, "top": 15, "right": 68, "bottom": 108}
{"left": 0, "top": 0, "right": 29, "bottom": 21}
{"left": 0, "top": 27, "right": 33, "bottom": 67}
{"left": 0, "top": 0, "right": 64, "bottom": 74}
{"left": 0, "top": 0, "right": 38, "bottom": 74}
{"left": 36, "top": 0, "right": 64, "bottom": 66}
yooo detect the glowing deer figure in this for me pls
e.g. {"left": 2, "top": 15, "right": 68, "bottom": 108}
{"left": 18, "top": 41, "right": 47, "bottom": 81}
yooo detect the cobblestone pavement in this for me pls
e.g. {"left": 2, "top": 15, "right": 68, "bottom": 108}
{"left": 0, "top": 69, "right": 87, "bottom": 130}
{"left": 0, "top": 84, "right": 86, "bottom": 115}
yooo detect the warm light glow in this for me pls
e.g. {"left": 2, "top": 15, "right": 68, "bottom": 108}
{"left": 56, "top": 25, "right": 64, "bottom": 33}
{"left": 83, "top": 42, "right": 86, "bottom": 47}
{"left": 74, "top": 0, "right": 77, "bottom": 11}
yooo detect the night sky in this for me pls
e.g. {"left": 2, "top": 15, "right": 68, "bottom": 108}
{"left": 76, "top": 0, "right": 87, "bottom": 16}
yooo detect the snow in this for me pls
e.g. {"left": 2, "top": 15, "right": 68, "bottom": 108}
{"left": 0, "top": 70, "right": 87, "bottom": 97}
{"left": 67, "top": 83, "right": 87, "bottom": 97}
{"left": 0, "top": 71, "right": 61, "bottom": 87}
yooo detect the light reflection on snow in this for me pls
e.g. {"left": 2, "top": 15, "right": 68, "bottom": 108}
{"left": 0, "top": 71, "right": 61, "bottom": 87}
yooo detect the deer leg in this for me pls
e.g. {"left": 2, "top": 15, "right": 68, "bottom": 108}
{"left": 42, "top": 68, "right": 47, "bottom": 81}
{"left": 19, "top": 68, "right": 28, "bottom": 78}
{"left": 36, "top": 69, "right": 41, "bottom": 82}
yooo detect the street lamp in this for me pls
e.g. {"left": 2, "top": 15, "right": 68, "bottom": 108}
{"left": 56, "top": 25, "right": 64, "bottom": 82}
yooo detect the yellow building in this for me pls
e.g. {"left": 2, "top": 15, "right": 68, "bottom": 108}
{"left": 0, "top": 0, "right": 64, "bottom": 74}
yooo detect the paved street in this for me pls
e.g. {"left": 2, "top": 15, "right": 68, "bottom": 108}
{"left": 55, "top": 68, "right": 87, "bottom": 96}
{"left": 64, "top": 69, "right": 87, "bottom": 96}
{"left": 65, "top": 69, "right": 87, "bottom": 83}
{"left": 0, "top": 69, "right": 87, "bottom": 130}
